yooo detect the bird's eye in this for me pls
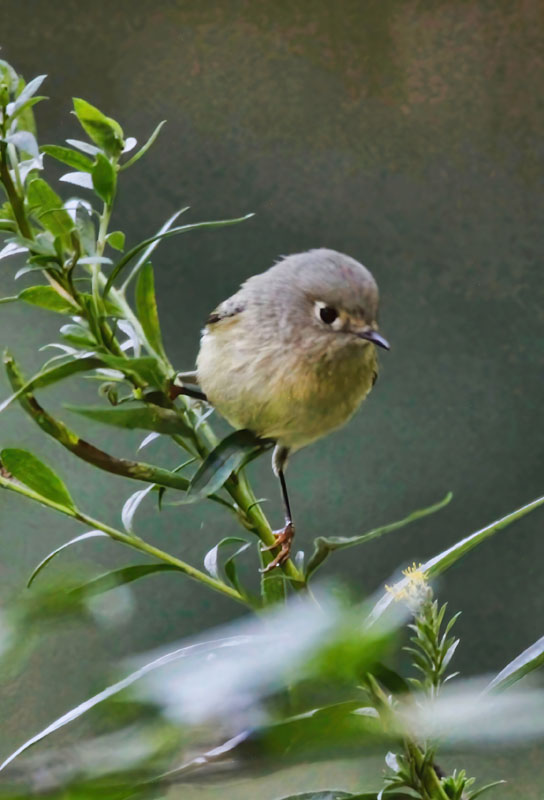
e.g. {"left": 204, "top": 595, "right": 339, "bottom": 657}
{"left": 319, "top": 305, "right": 338, "bottom": 325}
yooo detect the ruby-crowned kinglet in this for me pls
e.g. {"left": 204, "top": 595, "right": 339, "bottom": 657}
{"left": 184, "top": 249, "right": 389, "bottom": 571}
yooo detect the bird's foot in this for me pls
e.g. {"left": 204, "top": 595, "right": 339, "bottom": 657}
{"left": 259, "top": 521, "right": 295, "bottom": 572}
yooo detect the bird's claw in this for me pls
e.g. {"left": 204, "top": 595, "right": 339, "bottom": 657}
{"left": 259, "top": 521, "right": 295, "bottom": 572}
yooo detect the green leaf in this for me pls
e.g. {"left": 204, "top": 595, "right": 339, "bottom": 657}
{"left": 469, "top": 781, "right": 507, "bottom": 799}
{"left": 41, "top": 144, "right": 94, "bottom": 171}
{"left": 92, "top": 152, "right": 116, "bottom": 204}
{"left": 106, "top": 230, "right": 125, "bottom": 251}
{"left": 26, "top": 178, "right": 75, "bottom": 238}
{"left": 65, "top": 402, "right": 193, "bottom": 437}
{"left": 120, "top": 119, "right": 166, "bottom": 170}
{"left": 487, "top": 635, "right": 544, "bottom": 692}
{"left": 204, "top": 536, "right": 251, "bottom": 591}
{"left": 306, "top": 493, "right": 453, "bottom": 579}
{"left": 72, "top": 97, "right": 124, "bottom": 157}
{"left": 73, "top": 564, "right": 180, "bottom": 598}
{"left": 98, "top": 354, "right": 168, "bottom": 389}
{"left": 370, "top": 494, "right": 544, "bottom": 625}
{"left": 60, "top": 322, "right": 96, "bottom": 347}
{"left": 0, "top": 354, "right": 103, "bottom": 413}
{"left": 0, "top": 448, "right": 76, "bottom": 511}
{"left": 180, "top": 430, "right": 271, "bottom": 503}
{"left": 28, "top": 530, "right": 107, "bottom": 587}
{"left": 104, "top": 213, "right": 254, "bottom": 297}
{"left": 135, "top": 262, "right": 167, "bottom": 359}
{"left": 18, "top": 285, "right": 79, "bottom": 314}
{"left": 120, "top": 208, "right": 189, "bottom": 289}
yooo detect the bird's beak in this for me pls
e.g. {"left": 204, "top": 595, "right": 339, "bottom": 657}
{"left": 356, "top": 328, "right": 391, "bottom": 350}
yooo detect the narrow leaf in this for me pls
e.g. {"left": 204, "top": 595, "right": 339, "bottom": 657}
{"left": 488, "top": 635, "right": 544, "bottom": 692}
{"left": 120, "top": 119, "right": 166, "bottom": 170}
{"left": 275, "top": 793, "right": 356, "bottom": 800}
{"left": 370, "top": 494, "right": 544, "bottom": 625}
{"left": 122, "top": 485, "right": 154, "bottom": 533}
{"left": 104, "top": 214, "right": 254, "bottom": 297}
{"left": 0, "top": 636, "right": 237, "bottom": 772}
{"left": 28, "top": 530, "right": 107, "bottom": 587}
{"left": 138, "top": 431, "right": 160, "bottom": 451}
{"left": 65, "top": 402, "right": 192, "bottom": 436}
{"left": 73, "top": 564, "right": 180, "bottom": 598}
{"left": 120, "top": 207, "right": 189, "bottom": 289}
{"left": 135, "top": 262, "right": 167, "bottom": 358}
{"left": 469, "top": 781, "right": 507, "bottom": 799}
{"left": 1, "top": 448, "right": 76, "bottom": 511}
{"left": 98, "top": 354, "right": 168, "bottom": 389}
{"left": 204, "top": 536, "right": 250, "bottom": 581}
{"left": 306, "top": 493, "right": 453, "bottom": 579}
{"left": 41, "top": 144, "right": 94, "bottom": 171}
{"left": 72, "top": 98, "right": 124, "bottom": 157}
{"left": 180, "top": 430, "right": 271, "bottom": 503}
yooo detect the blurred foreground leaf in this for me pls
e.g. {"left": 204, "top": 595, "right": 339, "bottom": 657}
{"left": 0, "top": 593, "right": 397, "bottom": 774}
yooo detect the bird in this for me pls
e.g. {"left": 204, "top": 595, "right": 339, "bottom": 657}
{"left": 179, "top": 249, "right": 389, "bottom": 572}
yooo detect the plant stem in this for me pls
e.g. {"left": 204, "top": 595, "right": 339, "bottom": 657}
{"left": 0, "top": 142, "right": 32, "bottom": 239}
{"left": 0, "top": 472, "right": 246, "bottom": 605}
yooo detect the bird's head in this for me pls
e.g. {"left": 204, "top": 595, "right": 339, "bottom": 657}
{"left": 260, "top": 249, "right": 390, "bottom": 353}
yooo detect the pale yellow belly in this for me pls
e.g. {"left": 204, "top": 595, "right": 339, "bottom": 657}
{"left": 197, "top": 328, "right": 376, "bottom": 450}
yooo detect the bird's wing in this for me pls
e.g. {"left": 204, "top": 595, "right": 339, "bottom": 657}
{"left": 206, "top": 291, "right": 246, "bottom": 325}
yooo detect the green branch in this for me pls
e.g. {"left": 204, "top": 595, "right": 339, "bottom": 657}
{"left": 0, "top": 471, "right": 245, "bottom": 604}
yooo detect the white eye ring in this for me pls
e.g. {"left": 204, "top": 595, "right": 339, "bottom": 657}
{"left": 314, "top": 301, "right": 343, "bottom": 330}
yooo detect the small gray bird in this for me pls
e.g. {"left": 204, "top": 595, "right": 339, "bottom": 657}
{"left": 183, "top": 249, "right": 389, "bottom": 571}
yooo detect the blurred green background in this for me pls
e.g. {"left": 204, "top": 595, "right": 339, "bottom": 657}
{"left": 1, "top": 0, "right": 543, "bottom": 796}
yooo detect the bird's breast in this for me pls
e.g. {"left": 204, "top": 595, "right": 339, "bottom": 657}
{"left": 197, "top": 322, "right": 377, "bottom": 450}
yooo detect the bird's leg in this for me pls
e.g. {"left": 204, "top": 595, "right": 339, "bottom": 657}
{"left": 260, "top": 445, "right": 295, "bottom": 572}
{"left": 169, "top": 373, "right": 208, "bottom": 402}
{"left": 170, "top": 385, "right": 208, "bottom": 402}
